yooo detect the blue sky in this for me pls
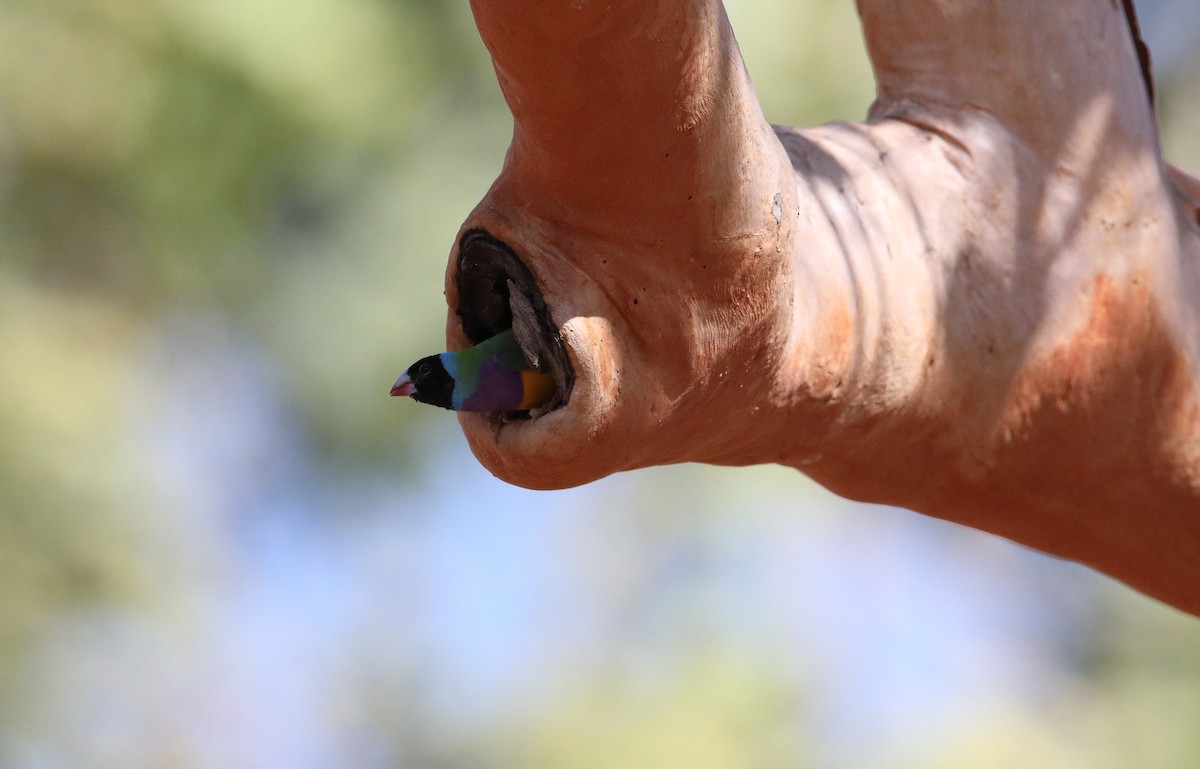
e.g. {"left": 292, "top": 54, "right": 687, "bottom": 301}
{"left": 12, "top": 316, "right": 1113, "bottom": 767}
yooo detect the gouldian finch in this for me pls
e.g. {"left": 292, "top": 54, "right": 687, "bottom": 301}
{"left": 390, "top": 329, "right": 556, "bottom": 412}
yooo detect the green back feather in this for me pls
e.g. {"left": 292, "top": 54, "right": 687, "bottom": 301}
{"left": 441, "top": 329, "right": 530, "bottom": 396}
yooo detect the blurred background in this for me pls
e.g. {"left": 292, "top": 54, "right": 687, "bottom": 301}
{"left": 1, "top": 0, "right": 1199, "bottom": 766}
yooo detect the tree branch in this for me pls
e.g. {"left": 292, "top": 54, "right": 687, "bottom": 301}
{"left": 447, "top": 0, "right": 1200, "bottom": 615}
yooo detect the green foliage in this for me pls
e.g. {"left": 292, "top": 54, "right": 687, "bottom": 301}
{"left": 497, "top": 651, "right": 810, "bottom": 769}
{"left": 0, "top": 285, "right": 166, "bottom": 703}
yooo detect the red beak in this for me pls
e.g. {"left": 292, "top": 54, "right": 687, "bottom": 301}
{"left": 390, "top": 373, "right": 416, "bottom": 397}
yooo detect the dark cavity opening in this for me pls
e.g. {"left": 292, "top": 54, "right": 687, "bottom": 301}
{"left": 455, "top": 230, "right": 573, "bottom": 416}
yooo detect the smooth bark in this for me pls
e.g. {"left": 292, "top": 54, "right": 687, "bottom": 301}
{"left": 448, "top": 0, "right": 1200, "bottom": 614}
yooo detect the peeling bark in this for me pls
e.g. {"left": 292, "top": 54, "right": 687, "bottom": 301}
{"left": 445, "top": 0, "right": 1200, "bottom": 615}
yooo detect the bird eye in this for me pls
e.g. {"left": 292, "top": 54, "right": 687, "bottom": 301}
{"left": 418, "top": 363, "right": 432, "bottom": 378}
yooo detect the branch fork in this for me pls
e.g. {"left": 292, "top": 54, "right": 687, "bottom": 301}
{"left": 443, "top": 0, "right": 1200, "bottom": 614}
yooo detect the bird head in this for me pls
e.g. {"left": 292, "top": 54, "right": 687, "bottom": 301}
{"left": 391, "top": 354, "right": 455, "bottom": 410}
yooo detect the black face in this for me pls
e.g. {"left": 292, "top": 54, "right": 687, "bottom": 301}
{"left": 407, "top": 355, "right": 455, "bottom": 409}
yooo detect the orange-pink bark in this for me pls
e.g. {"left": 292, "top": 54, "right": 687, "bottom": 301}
{"left": 448, "top": 0, "right": 1200, "bottom": 615}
